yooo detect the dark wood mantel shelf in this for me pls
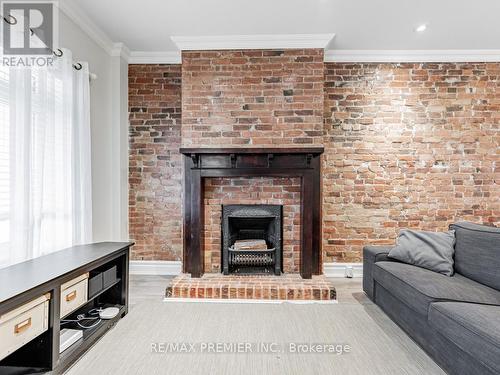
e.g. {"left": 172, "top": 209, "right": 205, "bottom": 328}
{"left": 180, "top": 147, "right": 324, "bottom": 154}
{"left": 181, "top": 147, "right": 324, "bottom": 279}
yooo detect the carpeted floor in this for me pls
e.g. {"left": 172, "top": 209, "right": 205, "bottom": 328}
{"left": 65, "top": 300, "right": 444, "bottom": 375}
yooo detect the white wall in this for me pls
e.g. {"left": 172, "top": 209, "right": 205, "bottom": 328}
{"left": 58, "top": 10, "right": 128, "bottom": 242}
{"left": 111, "top": 54, "right": 129, "bottom": 240}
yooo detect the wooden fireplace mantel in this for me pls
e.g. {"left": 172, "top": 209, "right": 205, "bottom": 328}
{"left": 180, "top": 147, "right": 324, "bottom": 279}
{"left": 180, "top": 147, "right": 324, "bottom": 155}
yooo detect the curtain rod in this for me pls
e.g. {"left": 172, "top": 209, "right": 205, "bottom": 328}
{"left": 2, "top": 14, "right": 97, "bottom": 79}
{"left": 49, "top": 49, "right": 90, "bottom": 74}
{"left": 54, "top": 49, "right": 99, "bottom": 81}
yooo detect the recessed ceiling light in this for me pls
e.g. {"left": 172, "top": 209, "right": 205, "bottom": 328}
{"left": 415, "top": 24, "right": 427, "bottom": 32}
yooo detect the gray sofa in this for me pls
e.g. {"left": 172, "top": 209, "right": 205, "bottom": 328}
{"left": 363, "top": 222, "right": 500, "bottom": 375}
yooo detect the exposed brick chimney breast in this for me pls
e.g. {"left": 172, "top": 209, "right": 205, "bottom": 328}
{"left": 128, "top": 60, "right": 500, "bottom": 266}
{"left": 181, "top": 49, "right": 325, "bottom": 147}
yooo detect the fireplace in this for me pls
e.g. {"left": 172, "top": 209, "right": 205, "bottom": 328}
{"left": 180, "top": 147, "right": 324, "bottom": 279}
{"left": 222, "top": 204, "right": 282, "bottom": 275}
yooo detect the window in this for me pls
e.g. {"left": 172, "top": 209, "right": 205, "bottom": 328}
{"left": 0, "top": 52, "right": 92, "bottom": 269}
{"left": 0, "top": 66, "right": 9, "bottom": 265}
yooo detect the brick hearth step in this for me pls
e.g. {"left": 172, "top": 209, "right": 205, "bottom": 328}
{"left": 165, "top": 274, "right": 336, "bottom": 301}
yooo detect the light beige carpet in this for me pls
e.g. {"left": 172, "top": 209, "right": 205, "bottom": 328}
{"left": 66, "top": 301, "right": 445, "bottom": 375}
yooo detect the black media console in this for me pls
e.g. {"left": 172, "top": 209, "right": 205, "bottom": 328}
{"left": 0, "top": 242, "right": 133, "bottom": 374}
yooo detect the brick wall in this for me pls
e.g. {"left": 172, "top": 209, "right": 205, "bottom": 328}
{"left": 181, "top": 49, "right": 324, "bottom": 147}
{"left": 128, "top": 64, "right": 183, "bottom": 260}
{"left": 204, "top": 177, "right": 301, "bottom": 273}
{"left": 323, "top": 62, "right": 500, "bottom": 262}
{"left": 129, "top": 59, "right": 500, "bottom": 266}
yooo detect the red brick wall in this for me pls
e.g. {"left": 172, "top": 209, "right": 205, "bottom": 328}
{"left": 204, "top": 177, "right": 301, "bottom": 273}
{"left": 323, "top": 62, "right": 500, "bottom": 263}
{"left": 181, "top": 49, "right": 324, "bottom": 147}
{"left": 129, "top": 60, "right": 500, "bottom": 266}
{"left": 128, "top": 64, "right": 183, "bottom": 260}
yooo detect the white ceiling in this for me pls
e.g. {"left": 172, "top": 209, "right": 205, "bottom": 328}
{"left": 71, "top": 0, "right": 500, "bottom": 52}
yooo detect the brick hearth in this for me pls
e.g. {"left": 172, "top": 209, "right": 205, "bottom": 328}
{"left": 166, "top": 274, "right": 336, "bottom": 301}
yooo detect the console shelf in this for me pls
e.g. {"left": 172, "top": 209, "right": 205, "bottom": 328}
{"left": 88, "top": 278, "right": 122, "bottom": 302}
{"left": 0, "top": 242, "right": 132, "bottom": 374}
{"left": 58, "top": 304, "right": 126, "bottom": 371}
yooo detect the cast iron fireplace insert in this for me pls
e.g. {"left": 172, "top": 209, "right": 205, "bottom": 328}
{"left": 222, "top": 204, "right": 282, "bottom": 275}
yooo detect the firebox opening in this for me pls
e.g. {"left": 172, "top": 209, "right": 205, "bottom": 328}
{"left": 222, "top": 205, "right": 282, "bottom": 276}
{"left": 228, "top": 217, "right": 276, "bottom": 248}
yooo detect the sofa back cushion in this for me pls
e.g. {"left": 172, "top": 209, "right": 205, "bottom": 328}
{"left": 450, "top": 222, "right": 500, "bottom": 290}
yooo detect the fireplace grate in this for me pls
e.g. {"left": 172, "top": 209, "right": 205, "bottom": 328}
{"left": 228, "top": 247, "right": 276, "bottom": 274}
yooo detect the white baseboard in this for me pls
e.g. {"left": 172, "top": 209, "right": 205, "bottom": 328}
{"left": 323, "top": 263, "right": 363, "bottom": 278}
{"left": 129, "top": 260, "right": 182, "bottom": 275}
{"left": 129, "top": 260, "right": 362, "bottom": 278}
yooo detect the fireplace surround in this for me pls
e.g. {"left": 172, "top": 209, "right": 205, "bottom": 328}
{"left": 180, "top": 147, "right": 324, "bottom": 279}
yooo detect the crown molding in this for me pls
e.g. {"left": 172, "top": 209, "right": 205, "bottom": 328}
{"left": 171, "top": 33, "right": 335, "bottom": 51}
{"left": 58, "top": 0, "right": 115, "bottom": 54}
{"left": 125, "top": 48, "right": 500, "bottom": 65}
{"left": 324, "top": 49, "right": 500, "bottom": 62}
{"left": 128, "top": 51, "right": 182, "bottom": 64}
{"left": 110, "top": 42, "right": 131, "bottom": 61}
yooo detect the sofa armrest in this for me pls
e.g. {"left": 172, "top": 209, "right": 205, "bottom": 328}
{"left": 363, "top": 245, "right": 393, "bottom": 301}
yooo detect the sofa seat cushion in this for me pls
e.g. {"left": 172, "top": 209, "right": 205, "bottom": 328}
{"left": 429, "top": 302, "right": 500, "bottom": 374}
{"left": 373, "top": 261, "right": 500, "bottom": 316}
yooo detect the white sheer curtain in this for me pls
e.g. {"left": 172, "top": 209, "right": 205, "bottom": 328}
{"left": 0, "top": 49, "right": 92, "bottom": 268}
